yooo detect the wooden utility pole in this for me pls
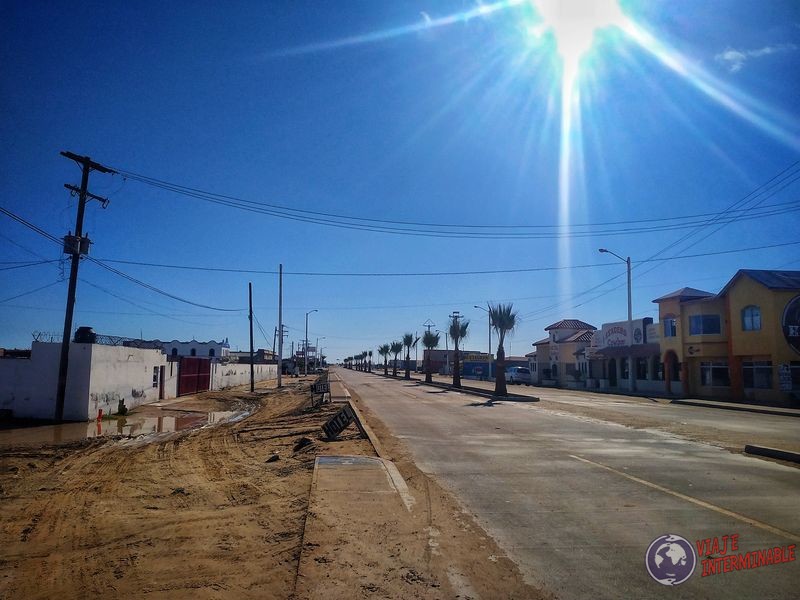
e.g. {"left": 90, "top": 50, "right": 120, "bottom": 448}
{"left": 277, "top": 264, "right": 283, "bottom": 388}
{"left": 55, "top": 152, "right": 115, "bottom": 422}
{"left": 249, "top": 282, "right": 255, "bottom": 392}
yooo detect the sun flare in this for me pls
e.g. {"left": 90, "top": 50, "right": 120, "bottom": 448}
{"left": 530, "top": 0, "right": 625, "bottom": 74}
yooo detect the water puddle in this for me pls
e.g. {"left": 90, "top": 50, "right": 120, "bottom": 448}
{"left": 0, "top": 410, "right": 247, "bottom": 447}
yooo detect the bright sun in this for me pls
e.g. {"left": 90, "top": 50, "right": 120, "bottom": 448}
{"left": 530, "top": 0, "right": 626, "bottom": 70}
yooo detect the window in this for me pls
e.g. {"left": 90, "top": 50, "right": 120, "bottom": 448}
{"left": 190, "top": 348, "right": 197, "bottom": 356}
{"left": 171, "top": 348, "right": 178, "bottom": 356}
{"left": 664, "top": 318, "right": 677, "bottom": 337}
{"left": 551, "top": 364, "right": 558, "bottom": 378}
{"left": 700, "top": 361, "right": 730, "bottom": 387}
{"left": 792, "top": 362, "right": 800, "bottom": 391}
{"left": 689, "top": 315, "right": 721, "bottom": 335}
{"left": 743, "top": 361, "right": 772, "bottom": 389}
{"left": 621, "top": 358, "right": 629, "bottom": 379}
{"left": 741, "top": 306, "right": 761, "bottom": 331}
{"left": 209, "top": 348, "right": 215, "bottom": 357}
{"left": 152, "top": 366, "right": 159, "bottom": 388}
{"left": 654, "top": 359, "right": 664, "bottom": 381}
{"left": 636, "top": 358, "right": 648, "bottom": 380}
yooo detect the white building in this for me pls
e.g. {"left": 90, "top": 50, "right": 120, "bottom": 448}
{"left": 161, "top": 338, "right": 230, "bottom": 358}
{"left": 0, "top": 339, "right": 277, "bottom": 421}
{"left": 0, "top": 341, "right": 177, "bottom": 421}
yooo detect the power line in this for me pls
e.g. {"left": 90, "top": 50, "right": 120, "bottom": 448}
{"left": 85, "top": 257, "right": 244, "bottom": 312}
{"left": 111, "top": 163, "right": 800, "bottom": 240}
{"left": 0, "top": 280, "right": 63, "bottom": 304}
{"left": 93, "top": 239, "right": 800, "bottom": 278}
{"left": 0, "top": 260, "right": 60, "bottom": 272}
{"left": 252, "top": 312, "right": 272, "bottom": 347}
{"left": 0, "top": 205, "right": 243, "bottom": 313}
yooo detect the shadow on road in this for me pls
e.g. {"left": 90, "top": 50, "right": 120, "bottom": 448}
{"left": 465, "top": 400, "right": 499, "bottom": 408}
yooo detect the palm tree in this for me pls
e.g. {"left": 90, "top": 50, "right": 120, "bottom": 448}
{"left": 378, "top": 344, "right": 390, "bottom": 376}
{"left": 390, "top": 341, "right": 403, "bottom": 377}
{"left": 422, "top": 330, "right": 440, "bottom": 384}
{"left": 402, "top": 333, "right": 418, "bottom": 380}
{"left": 449, "top": 316, "right": 469, "bottom": 388}
{"left": 490, "top": 303, "right": 518, "bottom": 397}
{"left": 367, "top": 350, "right": 373, "bottom": 373}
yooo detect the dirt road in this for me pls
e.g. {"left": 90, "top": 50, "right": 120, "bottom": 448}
{"left": 1, "top": 379, "right": 541, "bottom": 599}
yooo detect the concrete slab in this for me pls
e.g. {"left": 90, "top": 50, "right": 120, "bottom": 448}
{"left": 294, "top": 455, "right": 416, "bottom": 599}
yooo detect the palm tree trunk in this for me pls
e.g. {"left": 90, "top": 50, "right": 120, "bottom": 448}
{"left": 425, "top": 352, "right": 432, "bottom": 383}
{"left": 392, "top": 356, "right": 398, "bottom": 377}
{"left": 404, "top": 351, "right": 410, "bottom": 379}
{"left": 384, "top": 358, "right": 388, "bottom": 376}
{"left": 494, "top": 344, "right": 507, "bottom": 397}
{"left": 453, "top": 343, "right": 461, "bottom": 388}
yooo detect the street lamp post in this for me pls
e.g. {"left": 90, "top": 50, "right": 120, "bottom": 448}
{"left": 318, "top": 347, "right": 326, "bottom": 368}
{"left": 599, "top": 249, "right": 635, "bottom": 392}
{"left": 304, "top": 309, "right": 318, "bottom": 376}
{"left": 474, "top": 304, "right": 492, "bottom": 380}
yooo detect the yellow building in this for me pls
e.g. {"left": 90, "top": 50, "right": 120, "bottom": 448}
{"left": 653, "top": 270, "right": 800, "bottom": 405}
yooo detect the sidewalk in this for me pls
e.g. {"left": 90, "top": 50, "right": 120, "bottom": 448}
{"left": 294, "top": 456, "right": 424, "bottom": 599}
{"left": 670, "top": 397, "right": 800, "bottom": 418}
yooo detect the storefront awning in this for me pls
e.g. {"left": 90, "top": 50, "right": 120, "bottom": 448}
{"left": 593, "top": 343, "right": 661, "bottom": 359}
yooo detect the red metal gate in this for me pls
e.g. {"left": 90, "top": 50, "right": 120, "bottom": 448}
{"left": 178, "top": 357, "right": 211, "bottom": 396}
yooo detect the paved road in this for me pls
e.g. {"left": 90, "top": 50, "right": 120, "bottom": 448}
{"left": 428, "top": 374, "right": 800, "bottom": 453}
{"left": 337, "top": 368, "right": 800, "bottom": 600}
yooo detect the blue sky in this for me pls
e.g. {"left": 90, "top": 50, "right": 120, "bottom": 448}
{"left": 1, "top": 0, "right": 799, "bottom": 362}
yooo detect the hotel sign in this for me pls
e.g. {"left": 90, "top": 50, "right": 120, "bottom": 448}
{"left": 783, "top": 295, "right": 800, "bottom": 356}
{"left": 599, "top": 319, "right": 648, "bottom": 348}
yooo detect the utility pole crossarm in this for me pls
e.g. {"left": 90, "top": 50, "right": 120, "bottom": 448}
{"left": 64, "top": 184, "right": 110, "bottom": 207}
{"left": 60, "top": 151, "right": 117, "bottom": 174}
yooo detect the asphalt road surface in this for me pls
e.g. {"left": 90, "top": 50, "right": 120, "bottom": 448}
{"left": 337, "top": 368, "right": 800, "bottom": 600}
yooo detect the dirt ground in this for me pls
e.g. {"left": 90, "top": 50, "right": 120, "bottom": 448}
{"left": 0, "top": 379, "right": 546, "bottom": 599}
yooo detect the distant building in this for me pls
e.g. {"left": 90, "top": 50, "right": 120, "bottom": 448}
{"left": 162, "top": 338, "right": 230, "bottom": 359}
{"left": 590, "top": 317, "right": 662, "bottom": 393}
{"left": 229, "top": 349, "right": 276, "bottom": 364}
{"left": 531, "top": 319, "right": 597, "bottom": 386}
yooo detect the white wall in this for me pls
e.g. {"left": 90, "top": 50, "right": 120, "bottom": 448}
{"left": 211, "top": 362, "right": 277, "bottom": 390}
{"left": 87, "top": 346, "right": 175, "bottom": 418}
{"left": 0, "top": 342, "right": 178, "bottom": 421}
{"left": 0, "top": 342, "right": 92, "bottom": 420}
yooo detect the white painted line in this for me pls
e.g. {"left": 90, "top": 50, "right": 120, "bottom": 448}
{"left": 569, "top": 454, "right": 800, "bottom": 542}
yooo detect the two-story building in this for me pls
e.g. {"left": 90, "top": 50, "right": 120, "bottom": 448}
{"left": 531, "top": 319, "right": 596, "bottom": 386}
{"left": 653, "top": 271, "right": 800, "bottom": 405}
{"left": 719, "top": 270, "right": 800, "bottom": 404}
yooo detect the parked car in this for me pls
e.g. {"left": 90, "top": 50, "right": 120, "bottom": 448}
{"left": 505, "top": 366, "right": 531, "bottom": 385}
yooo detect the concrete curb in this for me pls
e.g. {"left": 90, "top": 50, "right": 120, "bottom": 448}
{"left": 671, "top": 399, "right": 800, "bottom": 418}
{"left": 346, "top": 397, "right": 387, "bottom": 459}
{"left": 417, "top": 380, "right": 540, "bottom": 402}
{"left": 744, "top": 445, "right": 800, "bottom": 464}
